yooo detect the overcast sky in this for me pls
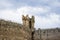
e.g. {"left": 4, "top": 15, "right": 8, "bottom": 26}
{"left": 0, "top": 0, "right": 60, "bottom": 29}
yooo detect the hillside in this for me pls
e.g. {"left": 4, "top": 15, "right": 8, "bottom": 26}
{"left": 0, "top": 19, "right": 60, "bottom": 40}
{"left": 0, "top": 19, "right": 32, "bottom": 40}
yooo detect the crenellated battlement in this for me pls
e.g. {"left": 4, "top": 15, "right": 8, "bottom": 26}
{"left": 22, "top": 15, "right": 35, "bottom": 30}
{"left": 0, "top": 15, "right": 60, "bottom": 40}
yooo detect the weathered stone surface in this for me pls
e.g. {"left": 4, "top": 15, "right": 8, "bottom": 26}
{"left": 0, "top": 15, "right": 35, "bottom": 40}
{"left": 0, "top": 19, "right": 32, "bottom": 40}
{"left": 34, "top": 28, "right": 60, "bottom": 40}
{"left": 0, "top": 15, "right": 60, "bottom": 40}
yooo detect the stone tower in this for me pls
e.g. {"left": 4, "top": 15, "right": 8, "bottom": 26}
{"left": 22, "top": 15, "right": 35, "bottom": 30}
{"left": 31, "top": 16, "right": 35, "bottom": 29}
